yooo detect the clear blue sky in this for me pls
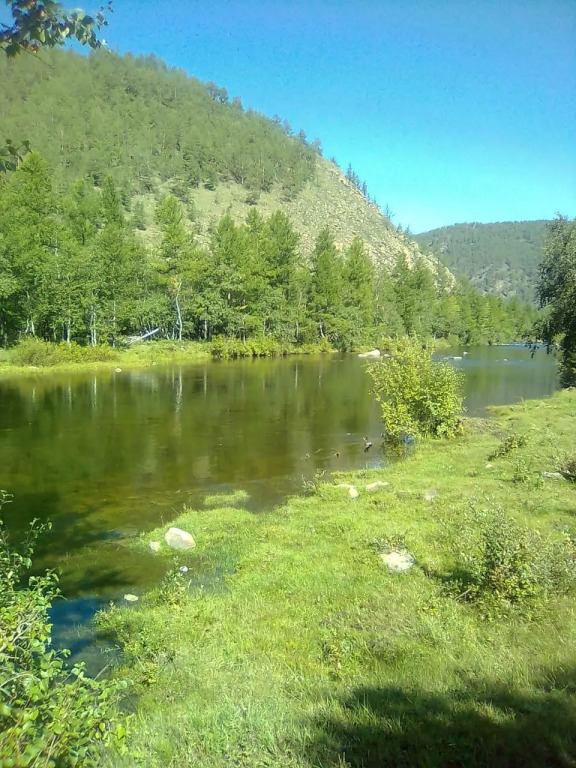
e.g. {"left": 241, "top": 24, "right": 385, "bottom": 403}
{"left": 21, "top": 1, "right": 576, "bottom": 232}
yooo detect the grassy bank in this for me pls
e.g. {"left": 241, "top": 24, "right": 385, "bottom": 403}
{"left": 0, "top": 338, "right": 333, "bottom": 378}
{"left": 95, "top": 388, "right": 576, "bottom": 767}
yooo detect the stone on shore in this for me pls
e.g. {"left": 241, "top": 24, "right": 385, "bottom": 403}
{"left": 366, "top": 481, "right": 390, "bottom": 493}
{"left": 149, "top": 540, "right": 161, "bottom": 552}
{"left": 165, "top": 527, "right": 196, "bottom": 550}
{"left": 380, "top": 551, "right": 415, "bottom": 573}
{"left": 358, "top": 349, "right": 381, "bottom": 359}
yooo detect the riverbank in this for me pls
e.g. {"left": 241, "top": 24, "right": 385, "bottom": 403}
{"left": 0, "top": 338, "right": 334, "bottom": 379}
{"left": 97, "top": 388, "right": 576, "bottom": 767}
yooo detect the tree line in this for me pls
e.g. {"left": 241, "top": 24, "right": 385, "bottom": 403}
{"left": 0, "top": 152, "right": 537, "bottom": 349}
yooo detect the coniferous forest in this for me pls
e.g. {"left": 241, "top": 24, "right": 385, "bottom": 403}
{"left": 0, "top": 49, "right": 537, "bottom": 350}
{"left": 0, "top": 152, "right": 537, "bottom": 349}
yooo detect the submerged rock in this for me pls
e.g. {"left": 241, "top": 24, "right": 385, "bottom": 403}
{"left": 366, "top": 481, "right": 390, "bottom": 493}
{"left": 380, "top": 551, "right": 415, "bottom": 573}
{"left": 123, "top": 593, "right": 139, "bottom": 602}
{"left": 165, "top": 527, "right": 196, "bottom": 550}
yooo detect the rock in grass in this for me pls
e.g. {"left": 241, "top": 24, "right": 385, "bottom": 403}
{"left": 165, "top": 527, "right": 196, "bottom": 550}
{"left": 541, "top": 472, "right": 564, "bottom": 479}
{"left": 380, "top": 551, "right": 415, "bottom": 573}
{"left": 149, "top": 540, "right": 161, "bottom": 552}
{"left": 334, "top": 483, "right": 359, "bottom": 499}
{"left": 424, "top": 488, "right": 439, "bottom": 501}
{"left": 366, "top": 481, "right": 390, "bottom": 492}
{"left": 124, "top": 593, "right": 139, "bottom": 602}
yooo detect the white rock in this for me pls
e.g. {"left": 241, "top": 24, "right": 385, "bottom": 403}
{"left": 358, "top": 349, "right": 381, "bottom": 359}
{"left": 115, "top": 367, "right": 122, "bottom": 372}
{"left": 179, "top": 566, "right": 189, "bottom": 574}
{"left": 424, "top": 489, "right": 439, "bottom": 501}
{"left": 348, "top": 485, "right": 359, "bottom": 499}
{"left": 124, "top": 593, "right": 139, "bottom": 602}
{"left": 164, "top": 527, "right": 196, "bottom": 550}
{"left": 149, "top": 540, "right": 161, "bottom": 552}
{"left": 380, "top": 551, "right": 415, "bottom": 573}
{"left": 450, "top": 356, "right": 463, "bottom": 360}
{"left": 541, "top": 472, "right": 564, "bottom": 479}
{"left": 485, "top": 463, "right": 493, "bottom": 470}
{"left": 365, "top": 481, "right": 390, "bottom": 492}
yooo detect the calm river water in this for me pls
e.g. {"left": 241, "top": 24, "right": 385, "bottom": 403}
{"left": 0, "top": 345, "right": 558, "bottom": 605}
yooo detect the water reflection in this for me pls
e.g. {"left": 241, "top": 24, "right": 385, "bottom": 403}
{"left": 0, "top": 346, "right": 558, "bottom": 598}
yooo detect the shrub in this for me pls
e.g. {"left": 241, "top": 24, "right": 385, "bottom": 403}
{"left": 450, "top": 505, "right": 576, "bottom": 613}
{"left": 367, "top": 337, "right": 464, "bottom": 441}
{"left": 556, "top": 451, "right": 576, "bottom": 482}
{"left": 0, "top": 495, "right": 129, "bottom": 766}
{"left": 489, "top": 433, "right": 526, "bottom": 461}
{"left": 9, "top": 338, "right": 119, "bottom": 366}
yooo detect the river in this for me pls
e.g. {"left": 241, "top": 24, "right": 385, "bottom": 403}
{"left": 0, "top": 345, "right": 558, "bottom": 622}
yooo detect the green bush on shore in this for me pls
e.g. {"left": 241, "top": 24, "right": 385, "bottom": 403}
{"left": 367, "top": 336, "right": 464, "bottom": 441}
{"left": 9, "top": 338, "right": 120, "bottom": 367}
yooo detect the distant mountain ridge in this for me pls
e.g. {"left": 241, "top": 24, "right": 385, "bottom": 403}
{"left": 415, "top": 220, "right": 550, "bottom": 302}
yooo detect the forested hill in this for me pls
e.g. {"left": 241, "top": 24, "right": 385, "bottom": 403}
{"left": 0, "top": 47, "right": 430, "bottom": 271}
{"left": 415, "top": 221, "right": 549, "bottom": 302}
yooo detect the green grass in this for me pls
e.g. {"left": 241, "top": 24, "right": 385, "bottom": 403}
{"left": 97, "top": 390, "right": 576, "bottom": 767}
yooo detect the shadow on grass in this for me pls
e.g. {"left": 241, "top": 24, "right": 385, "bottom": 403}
{"left": 304, "top": 669, "right": 576, "bottom": 767}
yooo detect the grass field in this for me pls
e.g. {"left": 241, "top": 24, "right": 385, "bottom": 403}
{"left": 97, "top": 389, "right": 576, "bottom": 767}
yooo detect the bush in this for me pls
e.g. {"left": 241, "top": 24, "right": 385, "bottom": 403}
{"left": 450, "top": 505, "right": 576, "bottom": 613}
{"left": 556, "top": 451, "right": 576, "bottom": 482}
{"left": 0, "top": 494, "right": 129, "bottom": 766}
{"left": 367, "top": 337, "right": 464, "bottom": 441}
{"left": 10, "top": 338, "right": 119, "bottom": 366}
{"left": 489, "top": 433, "right": 526, "bottom": 461}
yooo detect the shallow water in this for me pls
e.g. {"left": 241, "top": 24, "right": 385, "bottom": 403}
{"left": 0, "top": 345, "right": 558, "bottom": 604}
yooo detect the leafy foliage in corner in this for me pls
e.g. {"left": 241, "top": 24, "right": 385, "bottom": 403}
{"left": 449, "top": 505, "right": 576, "bottom": 614}
{"left": 367, "top": 338, "right": 464, "bottom": 441}
{"left": 536, "top": 216, "right": 576, "bottom": 387}
{"left": 0, "top": 1, "right": 110, "bottom": 58}
{"left": 0, "top": 494, "right": 129, "bottom": 766}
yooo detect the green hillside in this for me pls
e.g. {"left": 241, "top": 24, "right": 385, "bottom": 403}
{"left": 0, "top": 48, "right": 432, "bottom": 272}
{"left": 415, "top": 221, "right": 549, "bottom": 302}
{"left": 0, "top": 48, "right": 537, "bottom": 350}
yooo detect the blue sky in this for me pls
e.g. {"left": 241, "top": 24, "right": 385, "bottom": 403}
{"left": 9, "top": 0, "right": 576, "bottom": 232}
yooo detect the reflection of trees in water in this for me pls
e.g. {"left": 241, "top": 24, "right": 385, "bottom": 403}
{"left": 0, "top": 358, "right": 377, "bottom": 543}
